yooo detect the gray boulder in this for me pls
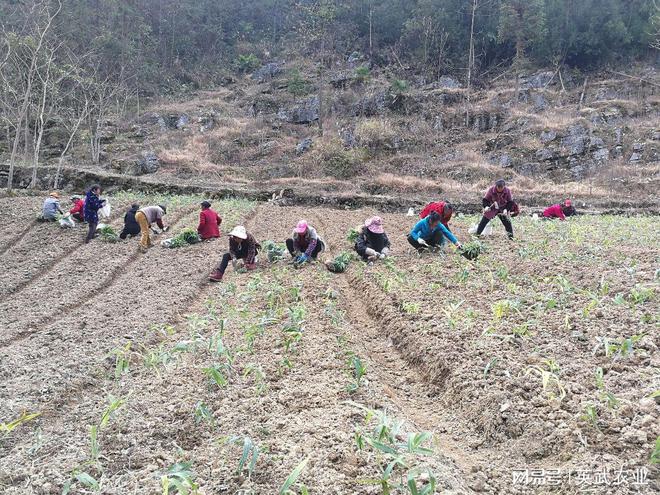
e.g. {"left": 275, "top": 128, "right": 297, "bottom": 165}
{"left": 499, "top": 154, "right": 513, "bottom": 168}
{"left": 540, "top": 130, "right": 557, "bottom": 143}
{"left": 561, "top": 125, "right": 588, "bottom": 156}
{"left": 175, "top": 114, "right": 189, "bottom": 129}
{"left": 522, "top": 71, "right": 555, "bottom": 89}
{"left": 295, "top": 137, "right": 313, "bottom": 155}
{"left": 593, "top": 149, "right": 609, "bottom": 162}
{"left": 133, "top": 151, "right": 160, "bottom": 175}
{"left": 532, "top": 93, "right": 547, "bottom": 111}
{"left": 589, "top": 136, "right": 605, "bottom": 149}
{"left": 252, "top": 63, "right": 282, "bottom": 83}
{"left": 536, "top": 148, "right": 557, "bottom": 161}
{"left": 278, "top": 96, "right": 320, "bottom": 124}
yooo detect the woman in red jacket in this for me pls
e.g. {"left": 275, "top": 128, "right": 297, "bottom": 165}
{"left": 197, "top": 201, "right": 222, "bottom": 240}
{"left": 543, "top": 199, "right": 575, "bottom": 220}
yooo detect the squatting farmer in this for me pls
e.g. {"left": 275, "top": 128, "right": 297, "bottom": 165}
{"left": 41, "top": 192, "right": 64, "bottom": 221}
{"left": 197, "top": 201, "right": 222, "bottom": 240}
{"left": 209, "top": 225, "right": 259, "bottom": 282}
{"left": 408, "top": 211, "right": 462, "bottom": 252}
{"left": 286, "top": 220, "right": 325, "bottom": 264}
{"left": 119, "top": 204, "right": 141, "bottom": 240}
{"left": 355, "top": 216, "right": 391, "bottom": 263}
{"left": 69, "top": 195, "right": 85, "bottom": 222}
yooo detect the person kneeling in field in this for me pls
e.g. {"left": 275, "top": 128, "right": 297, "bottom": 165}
{"left": 543, "top": 199, "right": 575, "bottom": 221}
{"left": 69, "top": 195, "right": 85, "bottom": 222}
{"left": 41, "top": 192, "right": 64, "bottom": 221}
{"left": 475, "top": 179, "right": 515, "bottom": 240}
{"left": 286, "top": 220, "right": 325, "bottom": 264}
{"left": 197, "top": 201, "right": 222, "bottom": 240}
{"left": 209, "top": 226, "right": 259, "bottom": 282}
{"left": 408, "top": 211, "right": 462, "bottom": 252}
{"left": 119, "top": 204, "right": 140, "bottom": 239}
{"left": 355, "top": 216, "right": 390, "bottom": 262}
{"left": 136, "top": 204, "right": 168, "bottom": 251}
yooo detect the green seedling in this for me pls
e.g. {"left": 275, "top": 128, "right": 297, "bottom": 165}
{"left": 100, "top": 396, "right": 126, "bottom": 429}
{"left": 401, "top": 301, "right": 420, "bottom": 315}
{"left": 98, "top": 225, "right": 119, "bottom": 243}
{"left": 243, "top": 363, "right": 268, "bottom": 394}
{"left": 0, "top": 411, "right": 41, "bottom": 435}
{"left": 652, "top": 437, "right": 660, "bottom": 464}
{"left": 526, "top": 365, "right": 566, "bottom": 401}
{"left": 279, "top": 457, "right": 309, "bottom": 495}
{"left": 629, "top": 286, "right": 654, "bottom": 305}
{"left": 194, "top": 402, "right": 213, "bottom": 425}
{"left": 203, "top": 365, "right": 228, "bottom": 388}
{"left": 109, "top": 342, "right": 132, "bottom": 379}
{"left": 347, "top": 355, "right": 367, "bottom": 393}
{"left": 161, "top": 461, "right": 199, "bottom": 494}
{"left": 581, "top": 403, "right": 600, "bottom": 429}
{"left": 484, "top": 358, "right": 499, "bottom": 378}
{"left": 227, "top": 436, "right": 260, "bottom": 478}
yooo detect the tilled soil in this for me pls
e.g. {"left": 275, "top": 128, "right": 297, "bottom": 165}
{"left": 0, "top": 196, "right": 657, "bottom": 494}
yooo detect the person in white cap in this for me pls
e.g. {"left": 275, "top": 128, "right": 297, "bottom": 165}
{"left": 209, "top": 225, "right": 259, "bottom": 282}
{"left": 355, "top": 216, "right": 390, "bottom": 262}
{"left": 285, "top": 220, "right": 325, "bottom": 264}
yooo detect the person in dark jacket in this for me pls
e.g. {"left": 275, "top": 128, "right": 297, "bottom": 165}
{"left": 197, "top": 201, "right": 222, "bottom": 240}
{"left": 83, "top": 185, "right": 105, "bottom": 243}
{"left": 475, "top": 179, "right": 515, "bottom": 239}
{"left": 355, "top": 216, "right": 391, "bottom": 262}
{"left": 209, "top": 226, "right": 259, "bottom": 282}
{"left": 119, "top": 204, "right": 141, "bottom": 239}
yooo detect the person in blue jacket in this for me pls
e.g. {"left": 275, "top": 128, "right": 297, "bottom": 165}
{"left": 408, "top": 211, "right": 462, "bottom": 252}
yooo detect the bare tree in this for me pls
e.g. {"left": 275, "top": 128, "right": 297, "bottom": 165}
{"left": 3, "top": 0, "right": 61, "bottom": 191}
{"left": 465, "top": 0, "right": 478, "bottom": 126}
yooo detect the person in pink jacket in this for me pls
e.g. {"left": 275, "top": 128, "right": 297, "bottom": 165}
{"left": 475, "top": 179, "right": 515, "bottom": 239}
{"left": 543, "top": 199, "right": 575, "bottom": 220}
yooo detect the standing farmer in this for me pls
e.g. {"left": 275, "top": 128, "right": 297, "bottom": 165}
{"left": 475, "top": 179, "right": 515, "bottom": 239}
{"left": 83, "top": 185, "right": 105, "bottom": 243}
{"left": 209, "top": 226, "right": 259, "bottom": 282}
{"left": 135, "top": 205, "right": 168, "bottom": 251}
{"left": 197, "top": 201, "right": 222, "bottom": 240}
{"left": 286, "top": 220, "right": 325, "bottom": 264}
{"left": 41, "top": 192, "right": 64, "bottom": 221}
{"left": 408, "top": 211, "right": 462, "bottom": 252}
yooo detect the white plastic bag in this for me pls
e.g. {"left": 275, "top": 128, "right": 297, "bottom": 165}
{"left": 99, "top": 199, "right": 111, "bottom": 219}
{"left": 59, "top": 214, "right": 75, "bottom": 228}
{"left": 468, "top": 223, "right": 492, "bottom": 236}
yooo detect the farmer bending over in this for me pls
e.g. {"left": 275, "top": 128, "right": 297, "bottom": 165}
{"left": 69, "top": 195, "right": 85, "bottom": 222}
{"left": 355, "top": 216, "right": 391, "bottom": 262}
{"left": 419, "top": 201, "right": 454, "bottom": 230}
{"left": 286, "top": 220, "right": 325, "bottom": 264}
{"left": 41, "top": 192, "right": 63, "bottom": 221}
{"left": 83, "top": 185, "right": 105, "bottom": 243}
{"left": 119, "top": 204, "right": 140, "bottom": 240}
{"left": 408, "top": 211, "right": 462, "bottom": 252}
{"left": 543, "top": 199, "right": 575, "bottom": 220}
{"left": 136, "top": 204, "right": 168, "bottom": 251}
{"left": 475, "top": 179, "right": 515, "bottom": 240}
{"left": 209, "top": 226, "right": 258, "bottom": 282}
{"left": 197, "top": 201, "right": 222, "bottom": 240}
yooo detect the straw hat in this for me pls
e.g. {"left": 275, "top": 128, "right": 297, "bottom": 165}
{"left": 229, "top": 225, "right": 248, "bottom": 239}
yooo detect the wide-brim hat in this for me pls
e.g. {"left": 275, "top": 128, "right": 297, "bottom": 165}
{"left": 50, "top": 191, "right": 60, "bottom": 198}
{"left": 295, "top": 220, "right": 308, "bottom": 234}
{"left": 365, "top": 216, "right": 384, "bottom": 234}
{"left": 229, "top": 225, "right": 247, "bottom": 239}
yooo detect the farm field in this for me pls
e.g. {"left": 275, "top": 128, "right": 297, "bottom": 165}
{"left": 0, "top": 193, "right": 658, "bottom": 494}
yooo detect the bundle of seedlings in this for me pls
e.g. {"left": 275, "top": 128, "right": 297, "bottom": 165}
{"left": 161, "top": 228, "right": 201, "bottom": 248}
{"left": 460, "top": 240, "right": 485, "bottom": 260}
{"left": 98, "top": 225, "right": 119, "bottom": 243}
{"left": 263, "top": 240, "right": 286, "bottom": 262}
{"left": 347, "top": 227, "right": 361, "bottom": 242}
{"left": 325, "top": 252, "right": 354, "bottom": 273}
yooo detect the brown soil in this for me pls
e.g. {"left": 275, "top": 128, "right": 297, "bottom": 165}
{"left": 0, "top": 195, "right": 657, "bottom": 494}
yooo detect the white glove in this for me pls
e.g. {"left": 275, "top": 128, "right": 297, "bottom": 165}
{"left": 456, "top": 242, "right": 463, "bottom": 250}
{"left": 493, "top": 201, "right": 499, "bottom": 209}
{"left": 418, "top": 239, "right": 428, "bottom": 247}
{"left": 483, "top": 207, "right": 490, "bottom": 214}
{"left": 502, "top": 209, "right": 508, "bottom": 216}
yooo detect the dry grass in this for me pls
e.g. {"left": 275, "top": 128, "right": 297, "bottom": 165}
{"left": 354, "top": 118, "right": 397, "bottom": 151}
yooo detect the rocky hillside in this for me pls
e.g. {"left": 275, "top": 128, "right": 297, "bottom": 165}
{"left": 3, "top": 61, "right": 659, "bottom": 210}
